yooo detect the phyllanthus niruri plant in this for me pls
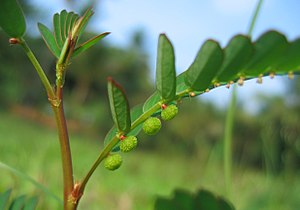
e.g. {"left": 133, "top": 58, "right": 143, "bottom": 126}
{"left": 1, "top": 0, "right": 300, "bottom": 209}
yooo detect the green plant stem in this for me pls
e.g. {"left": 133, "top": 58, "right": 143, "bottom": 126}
{"left": 224, "top": 85, "right": 236, "bottom": 198}
{"left": 19, "top": 38, "right": 55, "bottom": 100}
{"left": 223, "top": 0, "right": 264, "bottom": 198}
{"left": 247, "top": 0, "right": 264, "bottom": 36}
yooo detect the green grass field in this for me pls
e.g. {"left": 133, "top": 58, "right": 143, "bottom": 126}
{"left": 1, "top": 112, "right": 299, "bottom": 209}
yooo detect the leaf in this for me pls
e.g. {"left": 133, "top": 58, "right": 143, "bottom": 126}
{"left": 185, "top": 40, "right": 223, "bottom": 91}
{"left": 243, "top": 30, "right": 288, "bottom": 76}
{"left": 107, "top": 77, "right": 131, "bottom": 133}
{"left": 23, "top": 196, "right": 38, "bottom": 210}
{"left": 73, "top": 32, "right": 110, "bottom": 57}
{"left": 65, "top": 12, "right": 74, "bottom": 38}
{"left": 128, "top": 104, "right": 144, "bottom": 136}
{"left": 9, "top": 194, "right": 26, "bottom": 210}
{"left": 143, "top": 91, "right": 161, "bottom": 113}
{"left": 0, "top": 0, "right": 26, "bottom": 37}
{"left": 275, "top": 38, "right": 300, "bottom": 72}
{"left": 103, "top": 126, "right": 118, "bottom": 149}
{"left": 77, "top": 8, "right": 94, "bottom": 39}
{"left": 53, "top": 13, "right": 63, "bottom": 49}
{"left": 156, "top": 34, "right": 176, "bottom": 101}
{"left": 69, "top": 13, "right": 79, "bottom": 34}
{"left": 38, "top": 23, "right": 61, "bottom": 58}
{"left": 176, "top": 72, "right": 190, "bottom": 93}
{"left": 173, "top": 189, "right": 195, "bottom": 210}
{"left": 217, "top": 35, "right": 254, "bottom": 82}
{"left": 155, "top": 198, "right": 176, "bottom": 210}
{"left": 154, "top": 188, "right": 235, "bottom": 210}
{"left": 0, "top": 189, "right": 12, "bottom": 209}
{"left": 59, "top": 10, "right": 68, "bottom": 41}
{"left": 195, "top": 190, "right": 219, "bottom": 210}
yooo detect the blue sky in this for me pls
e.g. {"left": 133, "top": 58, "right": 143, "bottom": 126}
{"left": 30, "top": 0, "right": 300, "bottom": 112}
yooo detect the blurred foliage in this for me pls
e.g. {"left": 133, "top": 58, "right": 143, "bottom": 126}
{"left": 0, "top": 1, "right": 299, "bottom": 175}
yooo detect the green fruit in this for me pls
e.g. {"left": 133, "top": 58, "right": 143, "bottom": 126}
{"left": 104, "top": 154, "right": 122, "bottom": 171}
{"left": 161, "top": 104, "right": 178, "bottom": 121}
{"left": 120, "top": 136, "right": 138, "bottom": 152}
{"left": 143, "top": 117, "right": 161, "bottom": 135}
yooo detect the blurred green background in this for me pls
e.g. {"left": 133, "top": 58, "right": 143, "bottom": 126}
{"left": 1, "top": 1, "right": 300, "bottom": 209}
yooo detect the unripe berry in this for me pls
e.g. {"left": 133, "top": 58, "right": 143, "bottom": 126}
{"left": 161, "top": 104, "right": 178, "bottom": 121}
{"left": 104, "top": 154, "right": 122, "bottom": 171}
{"left": 143, "top": 117, "right": 161, "bottom": 135}
{"left": 120, "top": 136, "right": 138, "bottom": 152}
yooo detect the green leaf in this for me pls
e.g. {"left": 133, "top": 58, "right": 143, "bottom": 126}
{"left": 69, "top": 13, "right": 79, "bottom": 33}
{"left": 107, "top": 77, "right": 131, "bottom": 133}
{"left": 128, "top": 104, "right": 144, "bottom": 136}
{"left": 23, "top": 196, "right": 38, "bottom": 210}
{"left": 53, "top": 13, "right": 63, "bottom": 49}
{"left": 173, "top": 189, "right": 195, "bottom": 210}
{"left": 72, "top": 8, "right": 94, "bottom": 40}
{"left": 275, "top": 38, "right": 300, "bottom": 72}
{"left": 9, "top": 194, "right": 26, "bottom": 210}
{"left": 143, "top": 91, "right": 161, "bottom": 113}
{"left": 156, "top": 34, "right": 176, "bottom": 100}
{"left": 38, "top": 23, "right": 61, "bottom": 58}
{"left": 243, "top": 30, "right": 288, "bottom": 76}
{"left": 73, "top": 32, "right": 110, "bottom": 57}
{"left": 176, "top": 72, "right": 190, "bottom": 94}
{"left": 0, "top": 0, "right": 26, "bottom": 37}
{"left": 65, "top": 12, "right": 74, "bottom": 38}
{"left": 154, "top": 188, "right": 235, "bottom": 210}
{"left": 195, "top": 190, "right": 219, "bottom": 210}
{"left": 185, "top": 40, "right": 223, "bottom": 91}
{"left": 0, "top": 189, "right": 12, "bottom": 209}
{"left": 103, "top": 126, "right": 118, "bottom": 149}
{"left": 217, "top": 35, "right": 254, "bottom": 82}
{"left": 155, "top": 198, "right": 176, "bottom": 210}
{"left": 59, "top": 10, "right": 68, "bottom": 41}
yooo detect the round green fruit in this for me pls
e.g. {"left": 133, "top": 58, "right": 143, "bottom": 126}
{"left": 120, "top": 136, "right": 138, "bottom": 152}
{"left": 161, "top": 104, "right": 178, "bottom": 121}
{"left": 104, "top": 154, "right": 122, "bottom": 171}
{"left": 143, "top": 117, "right": 161, "bottom": 135}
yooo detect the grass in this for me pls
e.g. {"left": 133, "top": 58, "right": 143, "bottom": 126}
{"left": 0, "top": 111, "right": 299, "bottom": 209}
